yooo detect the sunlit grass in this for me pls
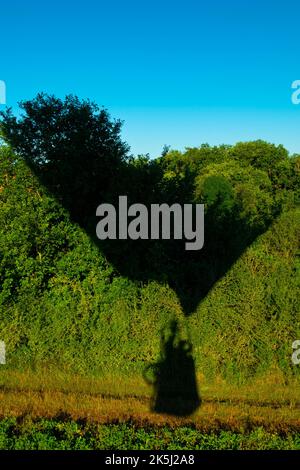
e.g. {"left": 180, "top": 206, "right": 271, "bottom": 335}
{"left": 0, "top": 368, "right": 299, "bottom": 433}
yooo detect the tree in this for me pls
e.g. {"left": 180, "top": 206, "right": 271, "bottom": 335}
{"left": 0, "top": 93, "right": 130, "bottom": 223}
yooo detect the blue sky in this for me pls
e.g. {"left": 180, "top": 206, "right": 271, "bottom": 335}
{"left": 1, "top": 0, "right": 300, "bottom": 156}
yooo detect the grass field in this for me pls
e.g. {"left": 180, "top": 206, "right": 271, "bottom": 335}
{"left": 0, "top": 368, "right": 299, "bottom": 449}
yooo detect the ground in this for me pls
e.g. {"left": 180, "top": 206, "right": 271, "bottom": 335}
{"left": 0, "top": 368, "right": 299, "bottom": 449}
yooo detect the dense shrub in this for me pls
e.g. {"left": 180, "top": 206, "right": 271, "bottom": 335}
{"left": 0, "top": 136, "right": 299, "bottom": 381}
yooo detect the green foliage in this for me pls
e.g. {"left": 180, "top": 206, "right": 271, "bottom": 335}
{"left": 0, "top": 136, "right": 299, "bottom": 382}
{"left": 0, "top": 94, "right": 129, "bottom": 223}
{"left": 189, "top": 208, "right": 300, "bottom": 381}
{"left": 0, "top": 418, "right": 299, "bottom": 450}
{"left": 0, "top": 96, "right": 299, "bottom": 383}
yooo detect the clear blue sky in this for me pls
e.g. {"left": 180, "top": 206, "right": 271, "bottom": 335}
{"left": 1, "top": 0, "right": 300, "bottom": 156}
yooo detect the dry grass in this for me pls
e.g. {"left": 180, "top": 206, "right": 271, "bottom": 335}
{"left": 0, "top": 368, "right": 299, "bottom": 433}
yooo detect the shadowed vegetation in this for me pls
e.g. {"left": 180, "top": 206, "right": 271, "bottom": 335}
{"left": 0, "top": 95, "right": 299, "bottom": 421}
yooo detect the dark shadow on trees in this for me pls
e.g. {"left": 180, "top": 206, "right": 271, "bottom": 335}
{"left": 0, "top": 94, "right": 282, "bottom": 416}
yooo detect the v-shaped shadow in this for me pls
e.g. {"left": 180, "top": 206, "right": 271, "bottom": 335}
{"left": 24, "top": 153, "right": 277, "bottom": 416}
{"left": 0, "top": 95, "right": 280, "bottom": 416}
